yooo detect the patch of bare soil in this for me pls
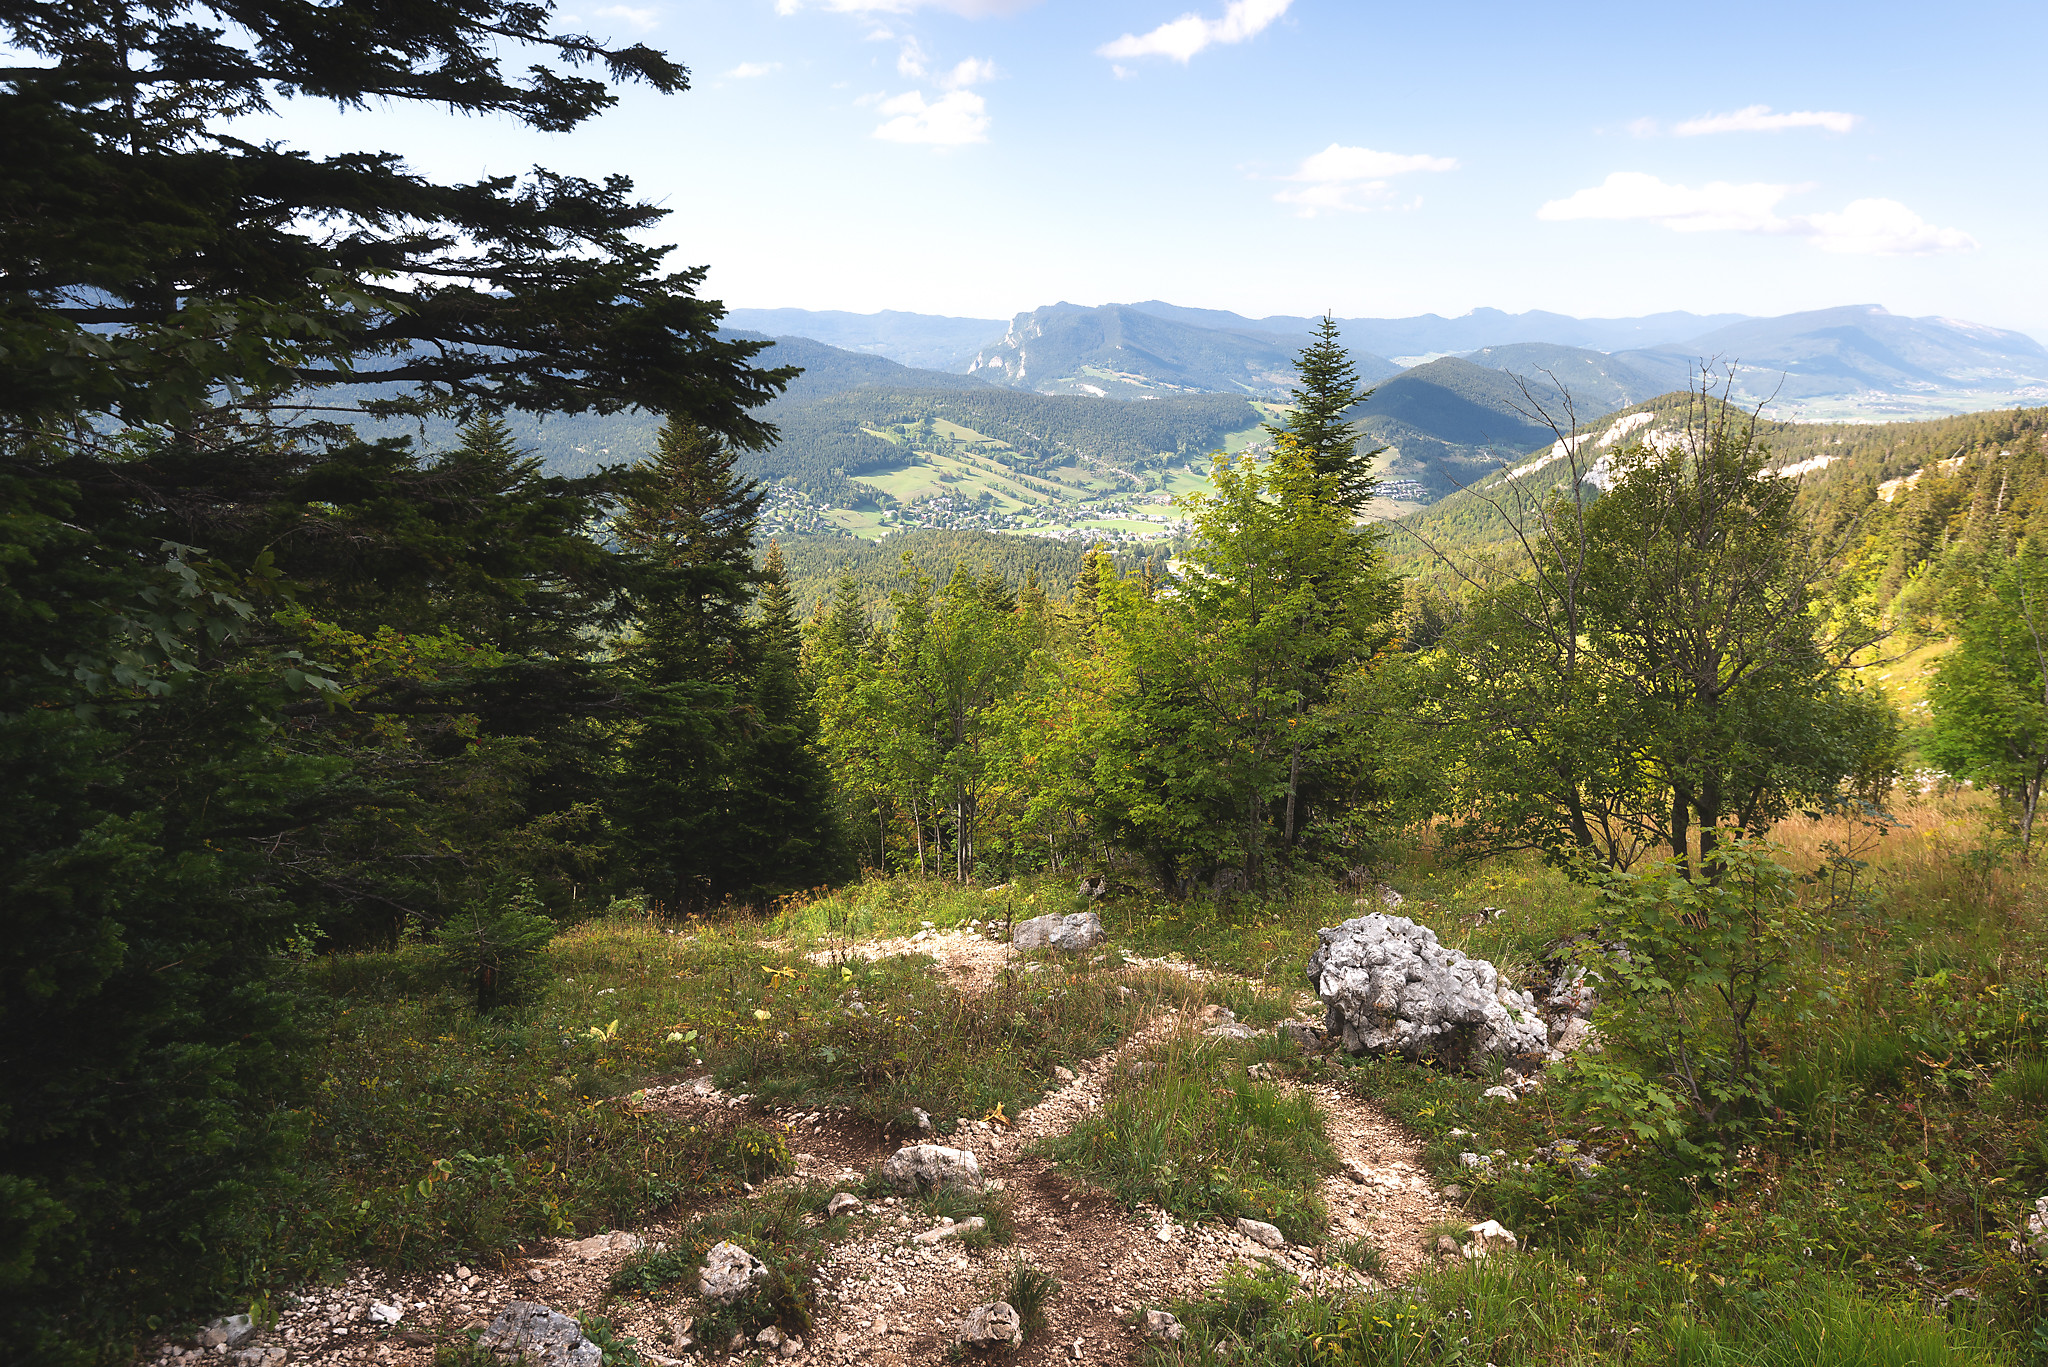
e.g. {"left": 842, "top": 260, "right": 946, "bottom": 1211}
{"left": 150, "top": 950, "right": 1470, "bottom": 1367}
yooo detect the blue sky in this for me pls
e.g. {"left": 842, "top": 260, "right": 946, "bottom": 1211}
{"left": 247, "top": 0, "right": 2048, "bottom": 337}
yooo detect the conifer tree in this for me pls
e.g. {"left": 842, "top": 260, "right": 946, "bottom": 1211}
{"left": 1267, "top": 314, "right": 1384, "bottom": 511}
{"left": 616, "top": 416, "right": 764, "bottom": 684}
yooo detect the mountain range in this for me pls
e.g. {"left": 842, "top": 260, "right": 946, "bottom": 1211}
{"left": 725, "top": 301, "right": 2048, "bottom": 422}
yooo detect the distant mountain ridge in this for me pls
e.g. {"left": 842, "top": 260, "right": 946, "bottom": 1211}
{"left": 730, "top": 301, "right": 2048, "bottom": 423}
{"left": 962, "top": 301, "right": 1399, "bottom": 399}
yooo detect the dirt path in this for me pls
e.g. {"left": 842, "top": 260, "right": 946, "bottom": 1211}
{"left": 149, "top": 943, "right": 1467, "bottom": 1367}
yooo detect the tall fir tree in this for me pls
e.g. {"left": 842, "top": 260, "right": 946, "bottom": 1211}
{"left": 613, "top": 426, "right": 845, "bottom": 909}
{"left": 1267, "top": 314, "right": 1384, "bottom": 511}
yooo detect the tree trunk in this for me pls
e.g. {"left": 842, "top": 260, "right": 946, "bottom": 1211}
{"left": 1670, "top": 782, "right": 1692, "bottom": 879}
{"left": 1284, "top": 731, "right": 1302, "bottom": 847}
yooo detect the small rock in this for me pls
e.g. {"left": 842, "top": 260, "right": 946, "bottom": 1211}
{"left": 1440, "top": 1183, "right": 1465, "bottom": 1201}
{"left": 699, "top": 1242, "right": 769, "bottom": 1304}
{"left": 1013, "top": 911, "right": 1105, "bottom": 953}
{"left": 1052, "top": 1065, "right": 1077, "bottom": 1083}
{"left": 368, "top": 1302, "right": 403, "bottom": 1324}
{"left": 912, "top": 1216, "right": 985, "bottom": 1246}
{"left": 1435, "top": 1234, "right": 1462, "bottom": 1257}
{"left": 1278, "top": 1020, "right": 1329, "bottom": 1052}
{"left": 232, "top": 1350, "right": 287, "bottom": 1367}
{"left": 1246, "top": 1061, "right": 1277, "bottom": 1081}
{"left": 198, "top": 1316, "right": 256, "bottom": 1350}
{"left": 882, "top": 1144, "right": 983, "bottom": 1195}
{"left": 455, "top": 1265, "right": 473, "bottom": 1280}
{"left": 1235, "top": 1217, "right": 1286, "bottom": 1248}
{"left": 1481, "top": 1085, "right": 1518, "bottom": 1102}
{"left": 957, "top": 1302, "right": 1023, "bottom": 1350}
{"left": 779, "top": 1335, "right": 805, "bottom": 1359}
{"left": 826, "top": 1192, "right": 862, "bottom": 1219}
{"left": 478, "top": 1301, "right": 602, "bottom": 1367}
{"left": 1142, "top": 1310, "right": 1184, "bottom": 1342}
{"left": 1205, "top": 1021, "right": 1259, "bottom": 1040}
{"left": 526, "top": 1269, "right": 547, "bottom": 1284}
{"left": 1464, "top": 1219, "right": 1518, "bottom": 1258}
{"left": 568, "top": 1230, "right": 643, "bottom": 1262}
{"left": 1457, "top": 1152, "right": 1491, "bottom": 1170}
{"left": 911, "top": 1107, "right": 934, "bottom": 1133}
{"left": 755, "top": 1327, "right": 784, "bottom": 1349}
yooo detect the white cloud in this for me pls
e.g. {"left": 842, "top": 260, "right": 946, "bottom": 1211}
{"left": 1674, "top": 104, "right": 1859, "bottom": 136}
{"left": 1537, "top": 172, "right": 1976, "bottom": 256}
{"left": 1272, "top": 142, "right": 1457, "bottom": 216}
{"left": 592, "top": 4, "right": 658, "bottom": 32}
{"left": 939, "top": 56, "right": 999, "bottom": 89}
{"left": 897, "top": 36, "right": 927, "bottom": 77}
{"left": 1802, "top": 198, "right": 1978, "bottom": 255}
{"left": 726, "top": 61, "right": 782, "bottom": 79}
{"left": 1099, "top": 0, "right": 1291, "bottom": 63}
{"left": 873, "top": 89, "right": 990, "bottom": 144}
{"left": 1537, "top": 171, "right": 1797, "bottom": 233}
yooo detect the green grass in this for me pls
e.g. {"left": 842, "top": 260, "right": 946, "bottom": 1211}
{"left": 1041, "top": 1031, "right": 1335, "bottom": 1243}
{"left": 1153, "top": 1257, "right": 2009, "bottom": 1367}
{"left": 608, "top": 1182, "right": 838, "bottom": 1342}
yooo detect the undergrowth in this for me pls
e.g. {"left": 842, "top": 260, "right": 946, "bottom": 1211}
{"left": 1041, "top": 1030, "right": 1335, "bottom": 1242}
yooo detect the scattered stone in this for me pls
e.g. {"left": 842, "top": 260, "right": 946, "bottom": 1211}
{"left": 881, "top": 1144, "right": 983, "bottom": 1195}
{"left": 698, "top": 1242, "right": 769, "bottom": 1305}
{"left": 568, "top": 1230, "right": 643, "bottom": 1262}
{"left": 1481, "top": 1085, "right": 1518, "bottom": 1102}
{"left": 1246, "top": 1061, "right": 1278, "bottom": 1081}
{"left": 779, "top": 1334, "right": 805, "bottom": 1359}
{"left": 1235, "top": 1218, "right": 1287, "bottom": 1249}
{"left": 1341, "top": 1159, "right": 1370, "bottom": 1185}
{"left": 1440, "top": 1183, "right": 1466, "bottom": 1201}
{"left": 826, "top": 1192, "right": 862, "bottom": 1219}
{"left": 1306, "top": 913, "right": 1548, "bottom": 1068}
{"left": 912, "top": 1216, "right": 986, "bottom": 1246}
{"left": 1434, "top": 1234, "right": 1462, "bottom": 1257}
{"left": 477, "top": 1301, "right": 602, "bottom": 1367}
{"left": 1463, "top": 1220, "right": 1519, "bottom": 1258}
{"left": 232, "top": 1349, "right": 286, "bottom": 1367}
{"left": 526, "top": 1268, "right": 546, "bottom": 1284}
{"left": 1052, "top": 1065, "right": 1077, "bottom": 1083}
{"left": 957, "top": 1301, "right": 1024, "bottom": 1350}
{"left": 1077, "top": 874, "right": 1109, "bottom": 899}
{"left": 911, "top": 1107, "right": 934, "bottom": 1133}
{"left": 755, "top": 1327, "right": 784, "bottom": 1349}
{"left": 1142, "top": 1310, "right": 1184, "bottom": 1342}
{"left": 1457, "top": 1152, "right": 1491, "bottom": 1170}
{"left": 1278, "top": 1019, "right": 1330, "bottom": 1052}
{"left": 368, "top": 1301, "right": 404, "bottom": 1324}
{"left": 198, "top": 1316, "right": 255, "bottom": 1349}
{"left": 1205, "top": 1021, "right": 1260, "bottom": 1040}
{"left": 1013, "top": 911, "right": 1106, "bottom": 953}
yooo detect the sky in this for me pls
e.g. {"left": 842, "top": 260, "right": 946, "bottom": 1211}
{"left": 238, "top": 0, "right": 2048, "bottom": 338}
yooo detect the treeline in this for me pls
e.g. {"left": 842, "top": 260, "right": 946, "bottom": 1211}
{"left": 769, "top": 529, "right": 1164, "bottom": 615}
{"left": 776, "top": 387, "right": 1259, "bottom": 474}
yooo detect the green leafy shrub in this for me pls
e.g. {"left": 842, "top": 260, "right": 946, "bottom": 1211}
{"left": 1580, "top": 836, "right": 1817, "bottom": 1157}
{"left": 434, "top": 881, "right": 556, "bottom": 1012}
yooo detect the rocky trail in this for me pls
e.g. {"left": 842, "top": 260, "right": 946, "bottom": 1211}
{"left": 155, "top": 911, "right": 1546, "bottom": 1367}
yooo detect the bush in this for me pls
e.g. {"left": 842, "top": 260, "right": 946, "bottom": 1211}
{"left": 434, "top": 881, "right": 556, "bottom": 1012}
